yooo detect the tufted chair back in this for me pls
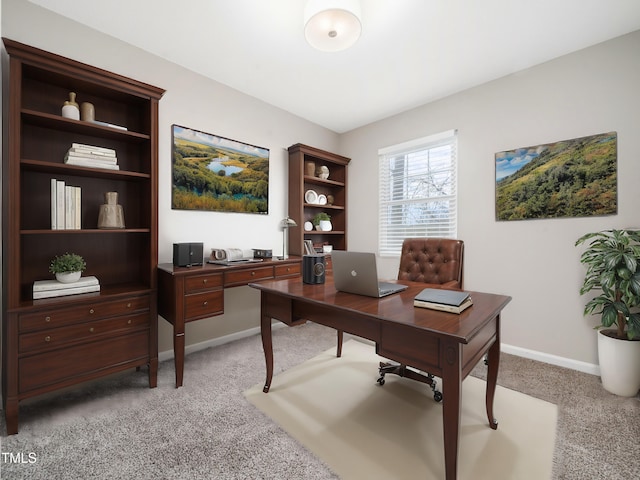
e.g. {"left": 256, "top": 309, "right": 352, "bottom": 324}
{"left": 397, "top": 238, "right": 464, "bottom": 290}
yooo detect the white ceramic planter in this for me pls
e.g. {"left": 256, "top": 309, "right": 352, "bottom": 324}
{"left": 56, "top": 271, "right": 81, "bottom": 283}
{"left": 319, "top": 220, "right": 332, "bottom": 232}
{"left": 598, "top": 329, "right": 640, "bottom": 397}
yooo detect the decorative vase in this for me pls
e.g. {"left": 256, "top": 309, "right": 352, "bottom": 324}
{"left": 98, "top": 191, "right": 125, "bottom": 229}
{"left": 80, "top": 102, "right": 95, "bottom": 122}
{"left": 319, "top": 220, "right": 332, "bottom": 232}
{"left": 317, "top": 165, "right": 330, "bottom": 180}
{"left": 305, "top": 161, "right": 316, "bottom": 177}
{"left": 61, "top": 92, "right": 80, "bottom": 120}
{"left": 56, "top": 271, "right": 81, "bottom": 283}
{"left": 597, "top": 329, "right": 640, "bottom": 397}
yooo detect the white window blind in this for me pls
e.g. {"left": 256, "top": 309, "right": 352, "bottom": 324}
{"left": 378, "top": 130, "right": 458, "bottom": 257}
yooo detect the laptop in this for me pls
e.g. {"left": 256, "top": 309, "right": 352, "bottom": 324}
{"left": 331, "top": 251, "right": 408, "bottom": 298}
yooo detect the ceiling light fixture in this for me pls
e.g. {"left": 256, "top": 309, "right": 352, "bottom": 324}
{"left": 304, "top": 0, "right": 362, "bottom": 52}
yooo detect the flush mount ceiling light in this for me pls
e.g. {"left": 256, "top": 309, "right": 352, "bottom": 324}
{"left": 304, "top": 0, "right": 362, "bottom": 52}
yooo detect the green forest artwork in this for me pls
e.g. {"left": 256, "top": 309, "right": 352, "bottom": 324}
{"left": 171, "top": 125, "right": 269, "bottom": 214}
{"left": 495, "top": 132, "right": 617, "bottom": 221}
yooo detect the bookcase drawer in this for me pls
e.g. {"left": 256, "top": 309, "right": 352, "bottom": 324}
{"left": 18, "top": 330, "right": 150, "bottom": 394}
{"left": 19, "top": 312, "right": 149, "bottom": 354}
{"left": 184, "top": 290, "right": 224, "bottom": 321}
{"left": 19, "top": 295, "right": 150, "bottom": 333}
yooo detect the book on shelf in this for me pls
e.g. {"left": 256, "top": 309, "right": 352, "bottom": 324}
{"left": 33, "top": 275, "right": 99, "bottom": 292}
{"left": 413, "top": 288, "right": 473, "bottom": 314}
{"left": 64, "top": 157, "right": 120, "bottom": 170}
{"left": 51, "top": 180, "right": 81, "bottom": 229}
{"left": 66, "top": 150, "right": 117, "bottom": 161}
{"left": 71, "top": 142, "right": 117, "bottom": 155}
{"left": 33, "top": 283, "right": 100, "bottom": 299}
{"left": 88, "top": 119, "right": 127, "bottom": 131}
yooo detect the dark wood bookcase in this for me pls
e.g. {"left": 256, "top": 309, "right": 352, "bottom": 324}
{"left": 1, "top": 39, "right": 164, "bottom": 434}
{"left": 287, "top": 144, "right": 350, "bottom": 257}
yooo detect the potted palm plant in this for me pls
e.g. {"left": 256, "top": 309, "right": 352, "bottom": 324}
{"left": 49, "top": 252, "right": 87, "bottom": 284}
{"left": 576, "top": 228, "right": 640, "bottom": 396}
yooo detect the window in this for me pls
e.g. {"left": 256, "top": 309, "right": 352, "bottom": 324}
{"left": 378, "top": 130, "right": 458, "bottom": 256}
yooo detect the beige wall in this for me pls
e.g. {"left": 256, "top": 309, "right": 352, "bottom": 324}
{"left": 340, "top": 30, "right": 640, "bottom": 370}
{"left": 2, "top": 0, "right": 639, "bottom": 371}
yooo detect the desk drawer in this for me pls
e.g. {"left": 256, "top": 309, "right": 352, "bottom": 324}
{"left": 184, "top": 273, "right": 223, "bottom": 294}
{"left": 184, "top": 290, "right": 224, "bottom": 321}
{"left": 19, "top": 312, "right": 149, "bottom": 354}
{"left": 19, "top": 296, "right": 150, "bottom": 332}
{"left": 225, "top": 266, "right": 273, "bottom": 287}
{"left": 275, "top": 263, "right": 300, "bottom": 278}
{"left": 378, "top": 324, "right": 440, "bottom": 373}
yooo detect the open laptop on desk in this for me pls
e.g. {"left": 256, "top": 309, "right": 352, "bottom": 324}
{"left": 332, "top": 251, "right": 408, "bottom": 298}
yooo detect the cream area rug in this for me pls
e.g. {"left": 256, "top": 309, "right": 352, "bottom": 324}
{"left": 245, "top": 339, "right": 557, "bottom": 480}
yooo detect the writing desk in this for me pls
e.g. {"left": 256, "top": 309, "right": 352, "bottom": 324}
{"left": 157, "top": 257, "right": 301, "bottom": 387}
{"left": 249, "top": 276, "right": 511, "bottom": 480}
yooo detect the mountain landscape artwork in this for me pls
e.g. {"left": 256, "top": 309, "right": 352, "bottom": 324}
{"left": 495, "top": 132, "right": 617, "bottom": 221}
{"left": 172, "top": 125, "right": 269, "bottom": 214}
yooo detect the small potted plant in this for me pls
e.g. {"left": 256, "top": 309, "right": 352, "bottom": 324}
{"left": 576, "top": 228, "right": 640, "bottom": 396}
{"left": 49, "top": 252, "right": 87, "bottom": 284}
{"left": 312, "top": 212, "right": 332, "bottom": 232}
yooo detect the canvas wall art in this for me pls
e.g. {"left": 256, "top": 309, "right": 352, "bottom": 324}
{"left": 171, "top": 125, "right": 269, "bottom": 214}
{"left": 495, "top": 132, "right": 617, "bottom": 221}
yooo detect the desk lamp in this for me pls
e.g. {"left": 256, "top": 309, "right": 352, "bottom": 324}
{"left": 279, "top": 216, "right": 297, "bottom": 260}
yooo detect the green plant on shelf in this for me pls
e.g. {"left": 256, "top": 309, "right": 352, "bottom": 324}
{"left": 49, "top": 252, "right": 87, "bottom": 274}
{"left": 312, "top": 212, "right": 331, "bottom": 226}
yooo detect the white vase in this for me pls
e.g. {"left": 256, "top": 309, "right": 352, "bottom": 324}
{"left": 319, "top": 220, "right": 332, "bottom": 232}
{"left": 597, "top": 329, "right": 640, "bottom": 397}
{"left": 56, "top": 271, "right": 81, "bottom": 283}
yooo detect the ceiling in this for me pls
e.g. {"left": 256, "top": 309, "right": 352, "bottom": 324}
{"left": 29, "top": 0, "right": 640, "bottom": 133}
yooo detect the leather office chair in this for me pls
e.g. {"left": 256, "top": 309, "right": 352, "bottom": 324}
{"left": 377, "top": 237, "right": 465, "bottom": 402}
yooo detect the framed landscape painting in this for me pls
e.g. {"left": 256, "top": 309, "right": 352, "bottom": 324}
{"left": 495, "top": 132, "right": 617, "bottom": 221}
{"left": 171, "top": 124, "right": 269, "bottom": 214}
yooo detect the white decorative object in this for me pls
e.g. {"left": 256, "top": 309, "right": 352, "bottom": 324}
{"left": 598, "top": 330, "right": 640, "bottom": 397}
{"left": 317, "top": 165, "right": 330, "bottom": 179}
{"left": 304, "top": 221, "right": 313, "bottom": 231}
{"left": 317, "top": 194, "right": 327, "bottom": 205}
{"left": 305, "top": 189, "right": 318, "bottom": 204}
{"left": 319, "top": 220, "right": 332, "bottom": 231}
{"left": 322, "top": 244, "right": 333, "bottom": 253}
{"left": 61, "top": 92, "right": 80, "bottom": 120}
{"left": 55, "top": 271, "right": 81, "bottom": 283}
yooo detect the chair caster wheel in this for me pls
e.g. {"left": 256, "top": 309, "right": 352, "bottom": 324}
{"left": 377, "top": 377, "right": 385, "bottom": 386}
{"left": 433, "top": 391, "right": 443, "bottom": 402}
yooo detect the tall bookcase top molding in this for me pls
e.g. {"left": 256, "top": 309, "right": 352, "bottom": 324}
{"left": 287, "top": 144, "right": 350, "bottom": 257}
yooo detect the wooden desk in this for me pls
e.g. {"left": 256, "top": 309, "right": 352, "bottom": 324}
{"left": 157, "top": 258, "right": 301, "bottom": 387}
{"left": 250, "top": 276, "right": 511, "bottom": 480}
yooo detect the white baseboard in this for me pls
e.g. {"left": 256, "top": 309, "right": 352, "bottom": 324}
{"left": 158, "top": 327, "right": 600, "bottom": 377}
{"left": 158, "top": 322, "right": 287, "bottom": 362}
{"left": 501, "top": 343, "right": 600, "bottom": 376}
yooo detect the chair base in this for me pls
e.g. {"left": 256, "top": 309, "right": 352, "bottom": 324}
{"left": 377, "top": 361, "right": 443, "bottom": 402}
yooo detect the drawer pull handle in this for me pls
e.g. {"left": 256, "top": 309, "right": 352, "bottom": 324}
{"left": 203, "top": 279, "right": 208, "bottom": 284}
{"left": 251, "top": 271, "right": 256, "bottom": 276}
{"left": 89, "top": 309, "right": 95, "bottom": 314}
{"left": 287, "top": 267, "right": 290, "bottom": 272}
{"left": 89, "top": 327, "right": 95, "bottom": 333}
{"left": 128, "top": 319, "right": 132, "bottom": 324}
{"left": 45, "top": 335, "right": 51, "bottom": 342}
{"left": 45, "top": 316, "right": 51, "bottom": 322}
{"left": 203, "top": 301, "right": 208, "bottom": 306}
{"left": 127, "top": 303, "right": 132, "bottom": 308}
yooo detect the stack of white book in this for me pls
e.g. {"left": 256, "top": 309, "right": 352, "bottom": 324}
{"left": 33, "top": 276, "right": 100, "bottom": 299}
{"left": 50, "top": 179, "right": 81, "bottom": 230}
{"left": 64, "top": 143, "right": 119, "bottom": 170}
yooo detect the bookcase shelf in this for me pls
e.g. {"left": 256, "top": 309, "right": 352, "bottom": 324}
{"left": 2, "top": 38, "right": 164, "bottom": 434}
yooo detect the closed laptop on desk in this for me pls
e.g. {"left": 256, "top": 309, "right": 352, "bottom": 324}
{"left": 332, "top": 251, "right": 408, "bottom": 298}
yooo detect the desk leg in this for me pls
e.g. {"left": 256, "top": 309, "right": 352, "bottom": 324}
{"left": 441, "top": 341, "right": 462, "bottom": 480}
{"left": 485, "top": 314, "right": 501, "bottom": 430}
{"left": 261, "top": 309, "right": 274, "bottom": 393}
{"left": 174, "top": 322, "right": 185, "bottom": 388}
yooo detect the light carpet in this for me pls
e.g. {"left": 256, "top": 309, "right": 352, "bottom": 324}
{"left": 245, "top": 339, "right": 557, "bottom": 480}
